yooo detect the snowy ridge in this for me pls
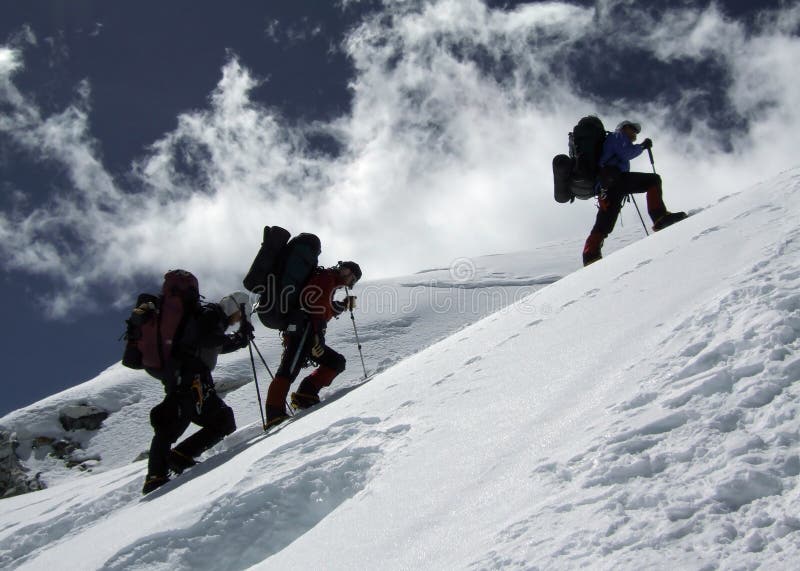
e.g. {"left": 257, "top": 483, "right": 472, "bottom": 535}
{"left": 0, "top": 235, "right": 589, "bottom": 488}
{"left": 1, "top": 168, "right": 799, "bottom": 569}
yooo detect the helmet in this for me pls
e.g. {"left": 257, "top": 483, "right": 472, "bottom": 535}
{"left": 219, "top": 291, "right": 251, "bottom": 317}
{"left": 616, "top": 120, "right": 641, "bottom": 134}
{"left": 338, "top": 261, "right": 362, "bottom": 283}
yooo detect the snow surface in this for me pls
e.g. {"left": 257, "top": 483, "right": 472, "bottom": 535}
{"left": 0, "top": 230, "right": 596, "bottom": 486}
{"left": 1, "top": 168, "right": 800, "bottom": 570}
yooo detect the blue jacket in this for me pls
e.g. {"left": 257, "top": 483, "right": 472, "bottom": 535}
{"left": 598, "top": 130, "right": 645, "bottom": 173}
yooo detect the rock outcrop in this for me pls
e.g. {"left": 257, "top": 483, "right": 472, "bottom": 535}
{"left": 0, "top": 430, "right": 45, "bottom": 498}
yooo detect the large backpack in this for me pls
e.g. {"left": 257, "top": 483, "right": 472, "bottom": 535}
{"left": 552, "top": 115, "right": 608, "bottom": 203}
{"left": 242, "top": 226, "right": 322, "bottom": 330}
{"left": 122, "top": 270, "right": 200, "bottom": 378}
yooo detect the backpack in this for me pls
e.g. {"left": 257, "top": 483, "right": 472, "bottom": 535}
{"left": 121, "top": 270, "right": 200, "bottom": 378}
{"left": 552, "top": 115, "right": 608, "bottom": 203}
{"left": 242, "top": 226, "right": 322, "bottom": 330}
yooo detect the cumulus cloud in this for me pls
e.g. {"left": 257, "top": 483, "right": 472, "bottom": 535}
{"left": 1, "top": 0, "right": 799, "bottom": 317}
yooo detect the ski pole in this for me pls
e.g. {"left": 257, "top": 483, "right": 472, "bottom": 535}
{"left": 346, "top": 287, "right": 368, "bottom": 380}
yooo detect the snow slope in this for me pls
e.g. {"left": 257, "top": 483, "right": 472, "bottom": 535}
{"left": 0, "top": 228, "right": 604, "bottom": 488}
{"left": 1, "top": 168, "right": 799, "bottom": 570}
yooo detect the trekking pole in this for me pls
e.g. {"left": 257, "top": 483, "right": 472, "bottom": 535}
{"left": 629, "top": 195, "right": 649, "bottom": 236}
{"left": 346, "top": 287, "right": 368, "bottom": 380}
{"left": 626, "top": 145, "right": 654, "bottom": 237}
{"left": 631, "top": 147, "right": 660, "bottom": 236}
{"left": 248, "top": 340, "right": 267, "bottom": 429}
{"left": 249, "top": 337, "right": 276, "bottom": 381}
{"left": 241, "top": 303, "right": 268, "bottom": 427}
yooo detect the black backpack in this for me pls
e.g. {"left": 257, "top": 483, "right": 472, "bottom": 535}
{"left": 243, "top": 226, "right": 322, "bottom": 330}
{"left": 552, "top": 116, "right": 608, "bottom": 203}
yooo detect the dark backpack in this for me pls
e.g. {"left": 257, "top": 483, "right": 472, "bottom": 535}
{"left": 552, "top": 115, "right": 608, "bottom": 203}
{"left": 242, "top": 226, "right": 322, "bottom": 330}
{"left": 122, "top": 270, "right": 200, "bottom": 378}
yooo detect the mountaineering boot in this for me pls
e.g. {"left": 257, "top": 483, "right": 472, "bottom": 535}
{"left": 264, "top": 375, "right": 292, "bottom": 429}
{"left": 652, "top": 211, "right": 688, "bottom": 231}
{"left": 290, "top": 369, "right": 332, "bottom": 411}
{"left": 582, "top": 232, "right": 605, "bottom": 267}
{"left": 264, "top": 405, "right": 290, "bottom": 430}
{"left": 142, "top": 473, "right": 170, "bottom": 495}
{"left": 290, "top": 391, "right": 320, "bottom": 411}
{"left": 167, "top": 449, "right": 198, "bottom": 475}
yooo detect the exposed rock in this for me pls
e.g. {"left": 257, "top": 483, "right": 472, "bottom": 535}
{"left": 65, "top": 456, "right": 101, "bottom": 471}
{"left": 0, "top": 430, "right": 46, "bottom": 498}
{"left": 32, "top": 436, "right": 56, "bottom": 448}
{"left": 40, "top": 437, "right": 101, "bottom": 472}
{"left": 0, "top": 402, "right": 111, "bottom": 498}
{"left": 49, "top": 438, "right": 80, "bottom": 460}
{"left": 58, "top": 403, "right": 109, "bottom": 432}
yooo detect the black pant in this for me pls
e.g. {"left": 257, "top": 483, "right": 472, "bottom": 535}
{"left": 591, "top": 168, "right": 665, "bottom": 236}
{"left": 147, "top": 379, "right": 236, "bottom": 478}
{"left": 276, "top": 323, "right": 346, "bottom": 381}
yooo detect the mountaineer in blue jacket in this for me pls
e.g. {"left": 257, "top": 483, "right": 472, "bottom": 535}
{"left": 582, "top": 120, "right": 687, "bottom": 266}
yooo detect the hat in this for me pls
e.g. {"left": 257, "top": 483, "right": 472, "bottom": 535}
{"left": 338, "top": 261, "right": 362, "bottom": 283}
{"left": 616, "top": 120, "right": 641, "bottom": 134}
{"left": 219, "top": 291, "right": 251, "bottom": 318}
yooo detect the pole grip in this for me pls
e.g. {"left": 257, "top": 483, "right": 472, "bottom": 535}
{"left": 647, "top": 148, "right": 656, "bottom": 173}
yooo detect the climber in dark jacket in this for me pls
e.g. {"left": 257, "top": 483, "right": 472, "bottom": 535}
{"left": 142, "top": 291, "right": 252, "bottom": 494}
{"left": 582, "top": 120, "right": 687, "bottom": 266}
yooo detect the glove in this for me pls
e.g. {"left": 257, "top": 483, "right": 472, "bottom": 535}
{"left": 230, "top": 331, "right": 250, "bottom": 349}
{"left": 311, "top": 335, "right": 325, "bottom": 358}
{"left": 641, "top": 138, "right": 653, "bottom": 150}
{"left": 344, "top": 296, "right": 357, "bottom": 311}
{"left": 239, "top": 318, "right": 255, "bottom": 340}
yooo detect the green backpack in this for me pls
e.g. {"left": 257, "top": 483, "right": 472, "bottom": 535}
{"left": 243, "top": 226, "right": 322, "bottom": 330}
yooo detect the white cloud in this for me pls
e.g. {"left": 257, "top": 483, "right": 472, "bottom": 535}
{"left": 0, "top": 47, "right": 21, "bottom": 76}
{"left": 1, "top": 1, "right": 800, "bottom": 317}
{"left": 264, "top": 17, "right": 324, "bottom": 45}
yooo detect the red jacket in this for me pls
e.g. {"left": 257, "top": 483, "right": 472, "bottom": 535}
{"left": 300, "top": 269, "right": 348, "bottom": 326}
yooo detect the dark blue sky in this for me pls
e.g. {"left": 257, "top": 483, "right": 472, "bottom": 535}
{"left": 1, "top": 1, "right": 363, "bottom": 414}
{"left": 0, "top": 0, "right": 790, "bottom": 415}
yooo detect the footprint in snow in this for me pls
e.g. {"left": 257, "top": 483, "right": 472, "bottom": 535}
{"left": 433, "top": 373, "right": 454, "bottom": 386}
{"left": 692, "top": 226, "right": 722, "bottom": 241}
{"left": 497, "top": 333, "right": 520, "bottom": 347}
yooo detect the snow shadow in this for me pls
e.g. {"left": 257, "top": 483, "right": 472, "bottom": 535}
{"left": 0, "top": 469, "right": 142, "bottom": 569}
{"left": 103, "top": 418, "right": 407, "bottom": 570}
